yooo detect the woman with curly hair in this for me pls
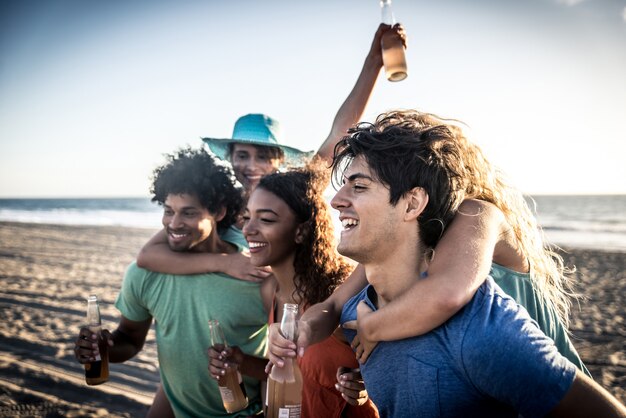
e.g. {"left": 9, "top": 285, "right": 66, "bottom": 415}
{"left": 207, "top": 160, "right": 379, "bottom": 417}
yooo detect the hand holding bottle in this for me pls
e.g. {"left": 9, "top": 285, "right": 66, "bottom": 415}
{"left": 73, "top": 326, "right": 113, "bottom": 364}
{"left": 208, "top": 344, "right": 245, "bottom": 380}
{"left": 266, "top": 319, "right": 312, "bottom": 371}
{"left": 366, "top": 23, "right": 408, "bottom": 70}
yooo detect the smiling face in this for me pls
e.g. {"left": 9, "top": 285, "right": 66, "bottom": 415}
{"left": 330, "top": 155, "right": 406, "bottom": 265}
{"left": 162, "top": 193, "right": 220, "bottom": 252}
{"left": 242, "top": 187, "right": 301, "bottom": 269}
{"left": 230, "top": 144, "right": 282, "bottom": 190}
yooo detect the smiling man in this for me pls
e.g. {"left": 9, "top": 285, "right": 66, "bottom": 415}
{"left": 332, "top": 110, "right": 626, "bottom": 418}
{"left": 73, "top": 147, "right": 268, "bottom": 417}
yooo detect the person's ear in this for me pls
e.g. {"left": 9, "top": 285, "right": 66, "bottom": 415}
{"left": 404, "top": 187, "right": 428, "bottom": 221}
{"left": 295, "top": 223, "right": 307, "bottom": 244}
{"left": 214, "top": 206, "right": 227, "bottom": 222}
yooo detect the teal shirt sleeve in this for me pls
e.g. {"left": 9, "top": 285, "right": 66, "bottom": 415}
{"left": 114, "top": 262, "right": 152, "bottom": 322}
{"left": 490, "top": 263, "right": 591, "bottom": 377}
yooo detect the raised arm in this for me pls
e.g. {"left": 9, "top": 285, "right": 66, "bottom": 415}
{"left": 315, "top": 23, "right": 406, "bottom": 162}
{"left": 358, "top": 199, "right": 509, "bottom": 341}
{"left": 136, "top": 229, "right": 270, "bottom": 282}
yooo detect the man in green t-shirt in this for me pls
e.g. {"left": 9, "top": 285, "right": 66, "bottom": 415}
{"left": 73, "top": 147, "right": 268, "bottom": 417}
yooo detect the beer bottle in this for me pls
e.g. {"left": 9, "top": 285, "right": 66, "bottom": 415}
{"left": 380, "top": 0, "right": 408, "bottom": 81}
{"left": 208, "top": 319, "right": 249, "bottom": 413}
{"left": 266, "top": 303, "right": 303, "bottom": 418}
{"left": 84, "top": 295, "right": 109, "bottom": 385}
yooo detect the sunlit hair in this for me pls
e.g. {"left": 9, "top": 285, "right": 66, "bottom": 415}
{"left": 257, "top": 158, "right": 351, "bottom": 305}
{"left": 228, "top": 143, "right": 285, "bottom": 164}
{"left": 333, "top": 109, "right": 574, "bottom": 326}
{"left": 150, "top": 146, "right": 243, "bottom": 231}
{"left": 441, "top": 116, "right": 576, "bottom": 327}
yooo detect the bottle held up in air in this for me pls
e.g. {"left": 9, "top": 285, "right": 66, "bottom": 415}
{"left": 380, "top": 0, "right": 408, "bottom": 81}
{"left": 208, "top": 319, "right": 249, "bottom": 413}
{"left": 84, "top": 295, "right": 109, "bottom": 386}
{"left": 266, "top": 303, "right": 303, "bottom": 418}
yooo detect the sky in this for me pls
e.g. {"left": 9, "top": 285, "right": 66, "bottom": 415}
{"left": 1, "top": 0, "right": 625, "bottom": 198}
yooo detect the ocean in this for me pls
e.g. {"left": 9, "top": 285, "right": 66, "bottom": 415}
{"left": 0, "top": 195, "right": 625, "bottom": 252}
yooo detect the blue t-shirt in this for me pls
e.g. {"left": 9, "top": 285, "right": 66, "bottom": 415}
{"left": 340, "top": 277, "right": 576, "bottom": 418}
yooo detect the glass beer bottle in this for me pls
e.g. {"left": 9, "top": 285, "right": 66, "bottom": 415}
{"left": 84, "top": 295, "right": 109, "bottom": 385}
{"left": 208, "top": 319, "right": 249, "bottom": 413}
{"left": 266, "top": 303, "right": 303, "bottom": 418}
{"left": 380, "top": 0, "right": 408, "bottom": 81}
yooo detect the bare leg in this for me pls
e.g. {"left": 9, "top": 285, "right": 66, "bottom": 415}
{"left": 146, "top": 384, "right": 175, "bottom": 418}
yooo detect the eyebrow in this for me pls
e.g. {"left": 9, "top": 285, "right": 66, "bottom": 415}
{"left": 163, "top": 204, "right": 200, "bottom": 211}
{"left": 245, "top": 208, "right": 279, "bottom": 216}
{"left": 344, "top": 173, "right": 374, "bottom": 183}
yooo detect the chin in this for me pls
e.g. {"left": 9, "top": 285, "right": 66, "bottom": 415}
{"left": 337, "top": 244, "right": 358, "bottom": 261}
{"left": 168, "top": 242, "right": 189, "bottom": 252}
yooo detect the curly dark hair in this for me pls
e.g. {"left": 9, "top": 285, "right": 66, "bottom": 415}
{"left": 331, "top": 110, "right": 466, "bottom": 250}
{"left": 150, "top": 146, "right": 243, "bottom": 230}
{"left": 257, "top": 158, "right": 351, "bottom": 305}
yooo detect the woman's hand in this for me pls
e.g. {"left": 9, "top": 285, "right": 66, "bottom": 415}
{"left": 342, "top": 300, "right": 378, "bottom": 363}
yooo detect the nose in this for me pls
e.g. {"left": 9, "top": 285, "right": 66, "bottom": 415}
{"left": 330, "top": 185, "right": 349, "bottom": 211}
{"left": 242, "top": 217, "right": 256, "bottom": 238}
{"left": 167, "top": 212, "right": 183, "bottom": 229}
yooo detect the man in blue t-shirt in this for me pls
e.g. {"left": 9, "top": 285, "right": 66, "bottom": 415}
{"left": 73, "top": 147, "right": 268, "bottom": 417}
{"left": 329, "top": 110, "right": 626, "bottom": 417}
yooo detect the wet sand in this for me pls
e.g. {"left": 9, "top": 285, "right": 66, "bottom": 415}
{"left": 0, "top": 221, "right": 624, "bottom": 416}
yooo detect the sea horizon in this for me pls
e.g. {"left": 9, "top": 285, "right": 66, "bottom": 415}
{"left": 1, "top": 195, "right": 625, "bottom": 252}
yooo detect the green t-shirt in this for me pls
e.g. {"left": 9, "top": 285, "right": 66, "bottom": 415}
{"left": 490, "top": 262, "right": 591, "bottom": 377}
{"left": 115, "top": 227, "right": 268, "bottom": 417}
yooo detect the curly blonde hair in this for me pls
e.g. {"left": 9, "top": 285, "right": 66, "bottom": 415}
{"left": 335, "top": 110, "right": 576, "bottom": 326}
{"left": 410, "top": 111, "right": 576, "bottom": 326}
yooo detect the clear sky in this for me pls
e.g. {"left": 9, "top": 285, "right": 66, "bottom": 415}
{"left": 1, "top": 0, "right": 625, "bottom": 198}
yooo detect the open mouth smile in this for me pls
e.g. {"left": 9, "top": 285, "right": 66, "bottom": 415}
{"left": 340, "top": 218, "right": 359, "bottom": 231}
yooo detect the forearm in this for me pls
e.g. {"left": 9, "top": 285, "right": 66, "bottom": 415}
{"left": 301, "top": 264, "right": 368, "bottom": 344}
{"left": 548, "top": 371, "right": 626, "bottom": 417}
{"left": 316, "top": 54, "right": 382, "bottom": 161}
{"left": 360, "top": 199, "right": 503, "bottom": 341}
{"left": 137, "top": 243, "right": 227, "bottom": 274}
{"left": 108, "top": 329, "right": 145, "bottom": 363}
{"left": 238, "top": 354, "right": 270, "bottom": 382}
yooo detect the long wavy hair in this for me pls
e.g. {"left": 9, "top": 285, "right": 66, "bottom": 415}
{"left": 332, "top": 110, "right": 575, "bottom": 326}
{"left": 444, "top": 117, "right": 576, "bottom": 326}
{"left": 256, "top": 159, "right": 352, "bottom": 306}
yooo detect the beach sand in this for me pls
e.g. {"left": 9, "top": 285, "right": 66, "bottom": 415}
{"left": 0, "top": 221, "right": 624, "bottom": 416}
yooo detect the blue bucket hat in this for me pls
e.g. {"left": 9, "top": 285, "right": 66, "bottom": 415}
{"left": 202, "top": 114, "right": 314, "bottom": 167}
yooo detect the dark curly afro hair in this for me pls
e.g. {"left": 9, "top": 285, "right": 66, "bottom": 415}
{"left": 150, "top": 146, "right": 243, "bottom": 230}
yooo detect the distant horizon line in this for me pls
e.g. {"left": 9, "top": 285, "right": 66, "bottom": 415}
{"left": 1, "top": 193, "right": 625, "bottom": 200}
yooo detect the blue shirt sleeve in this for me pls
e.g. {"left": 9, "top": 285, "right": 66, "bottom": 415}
{"left": 460, "top": 287, "right": 577, "bottom": 418}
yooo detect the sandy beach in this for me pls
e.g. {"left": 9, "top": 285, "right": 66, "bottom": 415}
{"left": 0, "top": 221, "right": 624, "bottom": 417}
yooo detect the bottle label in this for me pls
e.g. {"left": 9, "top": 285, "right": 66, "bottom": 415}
{"left": 279, "top": 405, "right": 301, "bottom": 418}
{"left": 219, "top": 386, "right": 235, "bottom": 403}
